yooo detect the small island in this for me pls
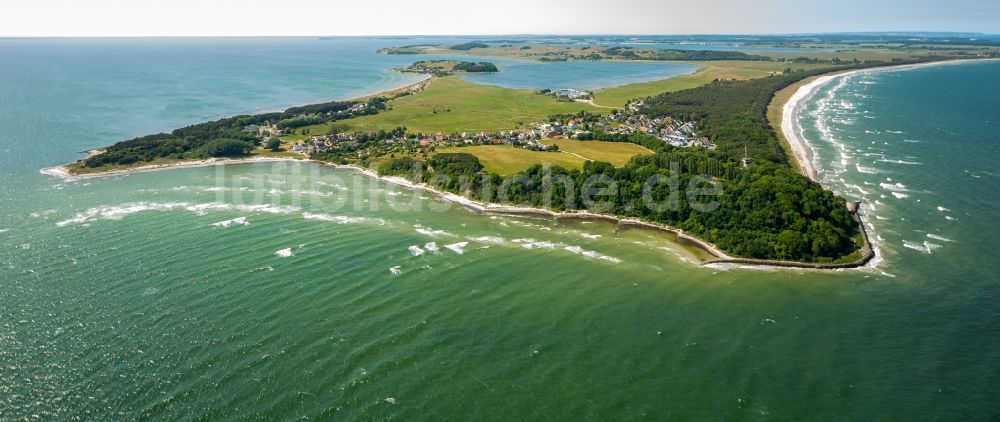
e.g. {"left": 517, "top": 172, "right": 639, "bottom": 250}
{"left": 396, "top": 60, "right": 499, "bottom": 77}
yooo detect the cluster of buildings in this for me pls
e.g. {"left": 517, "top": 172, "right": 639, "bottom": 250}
{"left": 536, "top": 120, "right": 591, "bottom": 139}
{"left": 245, "top": 96, "right": 715, "bottom": 159}
{"left": 279, "top": 128, "right": 557, "bottom": 156}
{"left": 551, "top": 89, "right": 592, "bottom": 100}
{"left": 603, "top": 111, "right": 715, "bottom": 150}
{"left": 539, "top": 101, "right": 715, "bottom": 150}
{"left": 242, "top": 124, "right": 285, "bottom": 138}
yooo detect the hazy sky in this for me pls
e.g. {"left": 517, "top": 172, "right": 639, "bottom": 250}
{"left": 1, "top": 0, "right": 998, "bottom": 37}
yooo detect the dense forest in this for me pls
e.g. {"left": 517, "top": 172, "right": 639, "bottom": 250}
{"left": 452, "top": 61, "right": 499, "bottom": 72}
{"left": 380, "top": 148, "right": 858, "bottom": 261}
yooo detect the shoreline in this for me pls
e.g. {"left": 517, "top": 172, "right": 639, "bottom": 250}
{"left": 39, "top": 74, "right": 434, "bottom": 180}
{"left": 339, "top": 165, "right": 883, "bottom": 270}
{"left": 40, "top": 153, "right": 874, "bottom": 270}
{"left": 780, "top": 58, "right": 1000, "bottom": 183}
{"left": 343, "top": 167, "right": 740, "bottom": 262}
{"left": 40, "top": 156, "right": 311, "bottom": 180}
{"left": 777, "top": 58, "right": 1000, "bottom": 269}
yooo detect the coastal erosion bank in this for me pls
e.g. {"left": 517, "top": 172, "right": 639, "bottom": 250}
{"left": 41, "top": 156, "right": 876, "bottom": 270}
{"left": 360, "top": 167, "right": 878, "bottom": 270}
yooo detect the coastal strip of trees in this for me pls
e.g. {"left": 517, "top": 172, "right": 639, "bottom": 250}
{"left": 449, "top": 42, "right": 489, "bottom": 51}
{"left": 379, "top": 149, "right": 858, "bottom": 262}
{"left": 81, "top": 98, "right": 388, "bottom": 168}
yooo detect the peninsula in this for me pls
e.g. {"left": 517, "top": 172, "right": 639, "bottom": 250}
{"left": 46, "top": 37, "right": 1000, "bottom": 267}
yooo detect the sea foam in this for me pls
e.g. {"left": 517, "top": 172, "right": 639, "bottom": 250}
{"left": 408, "top": 245, "right": 425, "bottom": 256}
{"left": 56, "top": 201, "right": 301, "bottom": 227}
{"left": 211, "top": 216, "right": 249, "bottom": 228}
{"left": 902, "top": 240, "right": 942, "bottom": 254}
{"left": 414, "top": 225, "right": 454, "bottom": 237}
{"left": 302, "top": 212, "right": 365, "bottom": 224}
{"left": 444, "top": 242, "right": 469, "bottom": 254}
{"left": 926, "top": 234, "right": 954, "bottom": 243}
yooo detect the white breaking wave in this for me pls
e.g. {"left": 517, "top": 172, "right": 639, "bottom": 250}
{"left": 856, "top": 164, "right": 880, "bottom": 174}
{"left": 877, "top": 159, "right": 922, "bottom": 165}
{"left": 423, "top": 242, "right": 439, "bottom": 253}
{"left": 414, "top": 225, "right": 455, "bottom": 237}
{"left": 302, "top": 212, "right": 366, "bottom": 224}
{"left": 29, "top": 209, "right": 58, "bottom": 218}
{"left": 275, "top": 248, "right": 294, "bottom": 258}
{"left": 211, "top": 216, "right": 249, "bottom": 228}
{"left": 408, "top": 245, "right": 425, "bottom": 256}
{"left": 57, "top": 202, "right": 189, "bottom": 227}
{"left": 188, "top": 203, "right": 299, "bottom": 215}
{"left": 879, "top": 182, "right": 908, "bottom": 192}
{"left": 389, "top": 266, "right": 402, "bottom": 275}
{"left": 926, "top": 234, "right": 954, "bottom": 243}
{"left": 902, "top": 240, "right": 942, "bottom": 254}
{"left": 444, "top": 242, "right": 469, "bottom": 254}
{"left": 468, "top": 235, "right": 505, "bottom": 244}
{"left": 513, "top": 238, "right": 557, "bottom": 249}
{"left": 562, "top": 245, "right": 622, "bottom": 264}
{"left": 56, "top": 202, "right": 301, "bottom": 227}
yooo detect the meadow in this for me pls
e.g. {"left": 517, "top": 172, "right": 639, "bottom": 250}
{"left": 435, "top": 145, "right": 586, "bottom": 175}
{"left": 436, "top": 139, "right": 651, "bottom": 175}
{"left": 592, "top": 61, "right": 831, "bottom": 107}
{"left": 317, "top": 77, "right": 602, "bottom": 135}
{"left": 540, "top": 139, "right": 652, "bottom": 166}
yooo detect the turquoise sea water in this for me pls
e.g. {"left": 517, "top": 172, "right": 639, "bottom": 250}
{"left": 1, "top": 40, "right": 999, "bottom": 419}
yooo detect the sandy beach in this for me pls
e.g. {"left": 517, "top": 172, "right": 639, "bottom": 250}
{"left": 780, "top": 58, "right": 999, "bottom": 183}
{"left": 40, "top": 156, "right": 310, "bottom": 180}
{"left": 778, "top": 58, "right": 999, "bottom": 270}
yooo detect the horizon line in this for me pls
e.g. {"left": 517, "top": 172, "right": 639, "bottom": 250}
{"left": 0, "top": 31, "right": 995, "bottom": 40}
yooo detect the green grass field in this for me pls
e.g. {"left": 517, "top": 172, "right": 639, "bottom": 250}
{"left": 540, "top": 139, "right": 653, "bottom": 166}
{"left": 592, "top": 61, "right": 831, "bottom": 108}
{"left": 438, "top": 140, "right": 651, "bottom": 175}
{"left": 311, "top": 77, "right": 602, "bottom": 135}
{"left": 436, "top": 145, "right": 587, "bottom": 175}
